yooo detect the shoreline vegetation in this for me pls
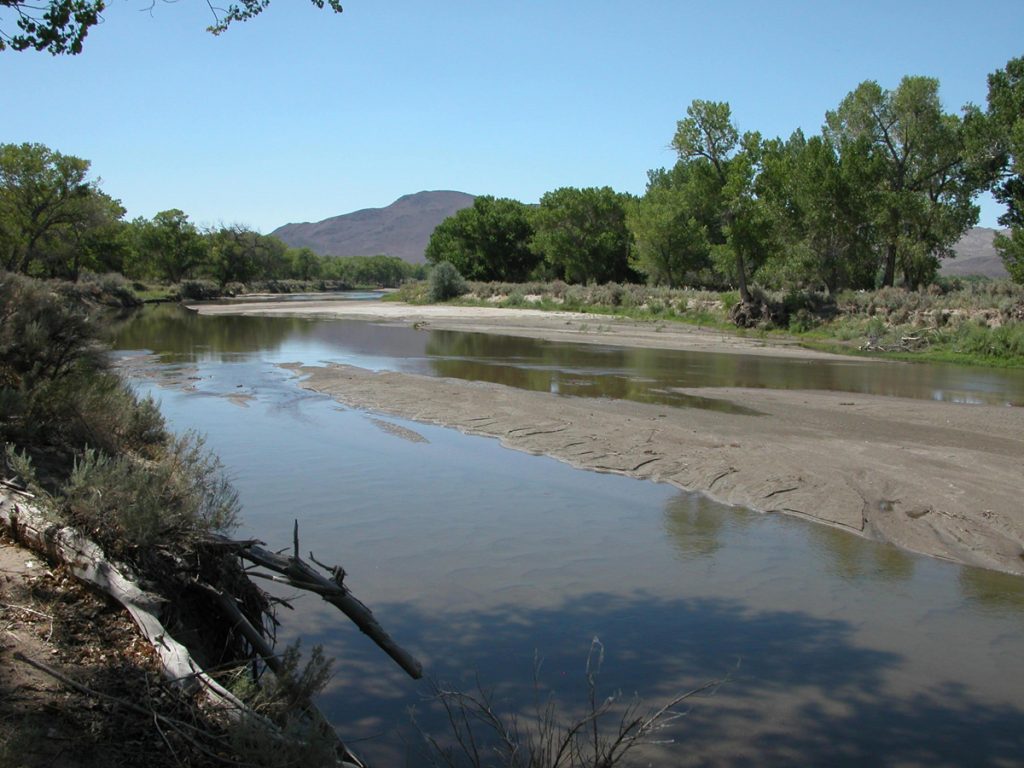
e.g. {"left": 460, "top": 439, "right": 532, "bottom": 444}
{"left": 391, "top": 277, "right": 1024, "bottom": 368}
{"left": 0, "top": 273, "right": 419, "bottom": 767}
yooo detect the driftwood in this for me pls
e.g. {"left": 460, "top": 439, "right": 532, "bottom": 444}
{"left": 0, "top": 490, "right": 366, "bottom": 767}
{"left": 208, "top": 521, "right": 423, "bottom": 680}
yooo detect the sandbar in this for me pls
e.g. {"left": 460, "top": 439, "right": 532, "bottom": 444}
{"left": 191, "top": 300, "right": 1024, "bottom": 574}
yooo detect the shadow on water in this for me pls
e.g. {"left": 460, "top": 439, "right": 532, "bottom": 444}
{"left": 298, "top": 593, "right": 1022, "bottom": 768}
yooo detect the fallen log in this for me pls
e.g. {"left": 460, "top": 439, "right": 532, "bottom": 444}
{"left": 0, "top": 489, "right": 365, "bottom": 767}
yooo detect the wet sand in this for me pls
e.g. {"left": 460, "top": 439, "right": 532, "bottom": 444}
{"left": 192, "top": 300, "right": 1024, "bottom": 575}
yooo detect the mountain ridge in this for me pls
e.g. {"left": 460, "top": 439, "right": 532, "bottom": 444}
{"left": 271, "top": 190, "right": 475, "bottom": 264}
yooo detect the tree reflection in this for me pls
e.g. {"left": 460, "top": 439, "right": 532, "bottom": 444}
{"left": 809, "top": 524, "right": 915, "bottom": 582}
{"left": 959, "top": 566, "right": 1024, "bottom": 611}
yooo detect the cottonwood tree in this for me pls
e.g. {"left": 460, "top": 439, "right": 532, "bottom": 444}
{"left": 626, "top": 168, "right": 711, "bottom": 288}
{"left": 0, "top": 0, "right": 343, "bottom": 54}
{"left": 208, "top": 225, "right": 288, "bottom": 285}
{"left": 758, "top": 130, "right": 879, "bottom": 292}
{"left": 0, "top": 142, "right": 98, "bottom": 274}
{"left": 134, "top": 209, "right": 207, "bottom": 283}
{"left": 979, "top": 57, "right": 1024, "bottom": 282}
{"left": 530, "top": 186, "right": 633, "bottom": 285}
{"left": 426, "top": 196, "right": 538, "bottom": 282}
{"left": 671, "top": 100, "right": 774, "bottom": 303}
{"left": 825, "top": 77, "right": 979, "bottom": 287}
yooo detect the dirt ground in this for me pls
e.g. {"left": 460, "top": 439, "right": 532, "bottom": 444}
{"left": 0, "top": 528, "right": 206, "bottom": 768}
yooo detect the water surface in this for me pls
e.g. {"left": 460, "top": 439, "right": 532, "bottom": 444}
{"left": 111, "top": 305, "right": 1024, "bottom": 766}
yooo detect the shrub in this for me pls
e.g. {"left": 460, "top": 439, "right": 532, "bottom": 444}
{"left": 429, "top": 262, "right": 468, "bottom": 302}
{"left": 177, "top": 279, "right": 223, "bottom": 300}
{"left": 73, "top": 271, "right": 143, "bottom": 308}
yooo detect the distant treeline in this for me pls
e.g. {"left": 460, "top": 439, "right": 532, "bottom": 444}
{"left": 0, "top": 145, "right": 424, "bottom": 290}
{"left": 426, "top": 57, "right": 1024, "bottom": 296}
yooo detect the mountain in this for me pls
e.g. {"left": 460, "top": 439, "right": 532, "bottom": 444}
{"left": 942, "top": 227, "right": 1010, "bottom": 279}
{"left": 271, "top": 191, "right": 475, "bottom": 264}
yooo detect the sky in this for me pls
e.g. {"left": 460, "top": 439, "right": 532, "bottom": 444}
{"left": 3, "top": 1, "right": 1022, "bottom": 234}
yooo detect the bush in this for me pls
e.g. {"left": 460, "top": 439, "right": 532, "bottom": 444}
{"left": 177, "top": 279, "right": 223, "bottom": 300}
{"left": 429, "top": 262, "right": 468, "bottom": 302}
{"left": 73, "top": 272, "right": 143, "bottom": 308}
{"left": 60, "top": 432, "right": 238, "bottom": 554}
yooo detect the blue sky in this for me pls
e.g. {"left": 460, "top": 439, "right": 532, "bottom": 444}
{"left": 3, "top": 1, "right": 1022, "bottom": 233}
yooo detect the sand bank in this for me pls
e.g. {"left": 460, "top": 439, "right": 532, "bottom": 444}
{"left": 192, "top": 299, "right": 1024, "bottom": 574}
{"left": 190, "top": 299, "right": 854, "bottom": 359}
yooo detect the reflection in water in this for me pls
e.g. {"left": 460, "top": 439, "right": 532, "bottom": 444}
{"left": 111, "top": 304, "right": 1024, "bottom": 408}
{"left": 809, "top": 524, "right": 916, "bottom": 583}
{"left": 664, "top": 494, "right": 756, "bottom": 559}
{"left": 960, "top": 567, "right": 1024, "bottom": 612}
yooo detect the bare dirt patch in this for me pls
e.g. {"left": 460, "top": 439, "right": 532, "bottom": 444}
{"left": 0, "top": 530, "right": 205, "bottom": 768}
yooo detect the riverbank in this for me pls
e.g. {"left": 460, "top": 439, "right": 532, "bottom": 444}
{"left": 190, "top": 299, "right": 854, "bottom": 359}
{"left": 191, "top": 300, "right": 1024, "bottom": 575}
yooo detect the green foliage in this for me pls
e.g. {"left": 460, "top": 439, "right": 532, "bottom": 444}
{"left": 208, "top": 225, "right": 287, "bottom": 285}
{"left": 825, "top": 77, "right": 979, "bottom": 287}
{"left": 758, "top": 131, "right": 879, "bottom": 292}
{"left": 627, "top": 183, "right": 710, "bottom": 287}
{"left": 0, "top": 0, "right": 103, "bottom": 54}
{"left": 322, "top": 253, "right": 415, "bottom": 287}
{"left": 1, "top": 0, "right": 343, "bottom": 55}
{"left": 1, "top": 274, "right": 240, "bottom": 564}
{"left": 60, "top": 432, "right": 239, "bottom": 552}
{"left": 429, "top": 261, "right": 468, "bottom": 301}
{"left": 531, "top": 186, "right": 633, "bottom": 285}
{"left": 225, "top": 642, "right": 339, "bottom": 768}
{"left": 133, "top": 209, "right": 208, "bottom": 283}
{"left": 0, "top": 142, "right": 104, "bottom": 276}
{"left": 996, "top": 227, "right": 1024, "bottom": 283}
{"left": 670, "top": 102, "right": 774, "bottom": 302}
{"left": 426, "top": 196, "right": 538, "bottom": 281}
{"left": 984, "top": 57, "right": 1024, "bottom": 230}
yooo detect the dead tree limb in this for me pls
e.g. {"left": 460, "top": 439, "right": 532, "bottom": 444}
{"left": 208, "top": 525, "right": 423, "bottom": 680}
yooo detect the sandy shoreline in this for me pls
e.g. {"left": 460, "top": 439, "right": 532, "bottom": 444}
{"left": 191, "top": 299, "right": 855, "bottom": 359}
{"left": 192, "top": 299, "right": 1024, "bottom": 575}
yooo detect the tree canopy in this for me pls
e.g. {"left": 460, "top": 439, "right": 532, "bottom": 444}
{"left": 0, "top": 0, "right": 343, "bottom": 54}
{"left": 425, "top": 196, "right": 538, "bottom": 282}
{"left": 530, "top": 186, "right": 634, "bottom": 285}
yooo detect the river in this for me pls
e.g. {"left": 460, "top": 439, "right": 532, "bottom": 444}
{"left": 111, "top": 300, "right": 1024, "bottom": 767}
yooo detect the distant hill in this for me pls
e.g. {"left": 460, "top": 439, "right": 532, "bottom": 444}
{"left": 271, "top": 191, "right": 475, "bottom": 264}
{"left": 942, "top": 227, "right": 1010, "bottom": 279}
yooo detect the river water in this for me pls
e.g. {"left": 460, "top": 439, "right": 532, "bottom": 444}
{"left": 112, "top": 301, "right": 1024, "bottom": 767}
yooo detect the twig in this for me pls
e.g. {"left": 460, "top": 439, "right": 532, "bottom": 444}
{"left": 12, "top": 651, "right": 240, "bottom": 766}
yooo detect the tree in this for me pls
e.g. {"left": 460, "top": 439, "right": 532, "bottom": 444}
{"left": 425, "top": 196, "right": 538, "bottom": 282}
{"left": 0, "top": 0, "right": 343, "bottom": 55}
{"left": 825, "top": 77, "right": 979, "bottom": 287}
{"left": 979, "top": 57, "right": 1024, "bottom": 282}
{"left": 530, "top": 186, "right": 633, "bottom": 285}
{"left": 37, "top": 189, "right": 127, "bottom": 279}
{"left": 135, "top": 209, "right": 207, "bottom": 283}
{"left": 758, "top": 131, "right": 879, "bottom": 292}
{"left": 0, "top": 142, "right": 97, "bottom": 275}
{"left": 626, "top": 177, "right": 710, "bottom": 288}
{"left": 671, "top": 101, "right": 774, "bottom": 303}
{"left": 208, "top": 225, "right": 288, "bottom": 285}
{"left": 287, "top": 246, "right": 322, "bottom": 281}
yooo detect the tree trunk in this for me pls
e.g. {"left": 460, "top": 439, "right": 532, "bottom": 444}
{"left": 882, "top": 240, "right": 897, "bottom": 287}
